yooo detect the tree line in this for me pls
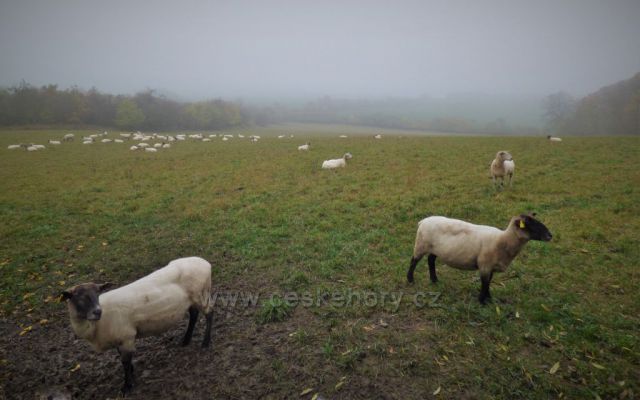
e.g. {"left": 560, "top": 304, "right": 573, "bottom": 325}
{"left": 0, "top": 82, "right": 247, "bottom": 131}
{"left": 544, "top": 72, "right": 640, "bottom": 135}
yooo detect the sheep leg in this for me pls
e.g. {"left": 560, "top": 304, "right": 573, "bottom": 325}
{"left": 119, "top": 350, "right": 135, "bottom": 395}
{"left": 428, "top": 254, "right": 438, "bottom": 283}
{"left": 201, "top": 311, "right": 213, "bottom": 348}
{"left": 407, "top": 254, "right": 424, "bottom": 283}
{"left": 479, "top": 272, "right": 493, "bottom": 305}
{"left": 182, "top": 306, "right": 199, "bottom": 346}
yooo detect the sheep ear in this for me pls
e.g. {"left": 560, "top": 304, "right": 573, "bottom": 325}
{"left": 98, "top": 282, "right": 113, "bottom": 292}
{"left": 60, "top": 291, "right": 73, "bottom": 301}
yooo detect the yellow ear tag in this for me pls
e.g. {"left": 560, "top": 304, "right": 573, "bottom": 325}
{"left": 519, "top": 220, "right": 526, "bottom": 229}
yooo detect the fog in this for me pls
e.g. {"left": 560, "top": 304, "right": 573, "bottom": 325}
{"left": 1, "top": 0, "right": 639, "bottom": 100}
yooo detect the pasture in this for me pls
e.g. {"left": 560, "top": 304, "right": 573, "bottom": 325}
{"left": 0, "top": 126, "right": 638, "bottom": 399}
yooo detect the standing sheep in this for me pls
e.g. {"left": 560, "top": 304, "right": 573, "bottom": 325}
{"left": 322, "top": 153, "right": 352, "bottom": 169}
{"left": 407, "top": 213, "right": 552, "bottom": 304}
{"left": 490, "top": 151, "right": 515, "bottom": 187}
{"left": 298, "top": 142, "right": 310, "bottom": 151}
{"left": 547, "top": 135, "right": 562, "bottom": 142}
{"left": 61, "top": 257, "right": 214, "bottom": 394}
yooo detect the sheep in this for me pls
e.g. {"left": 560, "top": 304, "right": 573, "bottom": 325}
{"left": 298, "top": 142, "right": 310, "bottom": 151}
{"left": 490, "top": 151, "right": 515, "bottom": 188}
{"left": 120, "top": 133, "right": 132, "bottom": 139}
{"left": 277, "top": 135, "right": 285, "bottom": 139}
{"left": 374, "top": 134, "right": 382, "bottom": 139}
{"left": 114, "top": 139, "right": 124, "bottom": 143}
{"left": 129, "top": 145, "right": 139, "bottom": 151}
{"left": 547, "top": 135, "right": 562, "bottom": 142}
{"left": 162, "top": 143, "right": 171, "bottom": 148}
{"left": 339, "top": 135, "right": 348, "bottom": 138}
{"left": 153, "top": 143, "right": 162, "bottom": 148}
{"left": 238, "top": 134, "right": 245, "bottom": 138}
{"left": 202, "top": 138, "right": 211, "bottom": 142}
{"left": 209, "top": 134, "right": 217, "bottom": 138}
{"left": 101, "top": 139, "right": 112, "bottom": 143}
{"left": 322, "top": 152, "right": 352, "bottom": 169}
{"left": 145, "top": 147, "right": 157, "bottom": 152}
{"left": 222, "top": 137, "right": 229, "bottom": 141}
{"left": 63, "top": 133, "right": 75, "bottom": 142}
{"left": 7, "top": 145, "right": 21, "bottom": 150}
{"left": 82, "top": 140, "right": 93, "bottom": 145}
{"left": 137, "top": 142, "right": 149, "bottom": 148}
{"left": 250, "top": 137, "right": 259, "bottom": 143}
{"left": 48, "top": 140, "right": 61, "bottom": 145}
{"left": 61, "top": 257, "right": 213, "bottom": 394}
{"left": 407, "top": 213, "right": 552, "bottom": 304}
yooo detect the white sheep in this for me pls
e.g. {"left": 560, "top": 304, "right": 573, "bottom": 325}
{"left": 490, "top": 151, "right": 515, "bottom": 187}
{"left": 129, "top": 145, "right": 139, "bottom": 151}
{"left": 374, "top": 134, "right": 382, "bottom": 139}
{"left": 114, "top": 139, "right": 124, "bottom": 143}
{"left": 238, "top": 134, "right": 245, "bottom": 138}
{"left": 63, "top": 133, "right": 75, "bottom": 142}
{"left": 48, "top": 140, "right": 61, "bottom": 145}
{"left": 339, "top": 135, "right": 348, "bottom": 138}
{"left": 120, "top": 133, "right": 132, "bottom": 139}
{"left": 145, "top": 147, "right": 157, "bottom": 152}
{"left": 162, "top": 143, "right": 171, "bottom": 148}
{"left": 298, "top": 142, "right": 310, "bottom": 151}
{"left": 7, "top": 145, "right": 21, "bottom": 150}
{"left": 62, "top": 257, "right": 213, "bottom": 394}
{"left": 322, "top": 152, "right": 352, "bottom": 169}
{"left": 137, "top": 142, "right": 149, "bottom": 148}
{"left": 153, "top": 143, "right": 162, "bottom": 148}
{"left": 222, "top": 137, "right": 229, "bottom": 141}
{"left": 82, "top": 140, "right": 93, "bottom": 145}
{"left": 407, "top": 214, "right": 552, "bottom": 304}
{"left": 202, "top": 138, "right": 212, "bottom": 142}
{"left": 277, "top": 135, "right": 285, "bottom": 139}
{"left": 547, "top": 135, "right": 562, "bottom": 142}
{"left": 101, "top": 139, "right": 112, "bottom": 143}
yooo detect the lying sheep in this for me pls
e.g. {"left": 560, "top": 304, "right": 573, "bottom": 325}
{"left": 48, "top": 140, "right": 61, "bottom": 145}
{"left": 62, "top": 257, "right": 213, "bottom": 394}
{"left": 145, "top": 147, "right": 157, "bottom": 152}
{"left": 490, "top": 151, "right": 515, "bottom": 187}
{"left": 547, "top": 135, "right": 562, "bottom": 142}
{"left": 63, "top": 133, "right": 75, "bottom": 142}
{"left": 322, "top": 152, "right": 352, "bottom": 169}
{"left": 298, "top": 142, "right": 310, "bottom": 151}
{"left": 7, "top": 144, "right": 21, "bottom": 150}
{"left": 407, "top": 213, "right": 552, "bottom": 304}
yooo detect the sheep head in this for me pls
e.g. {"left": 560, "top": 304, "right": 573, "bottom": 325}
{"left": 61, "top": 282, "right": 112, "bottom": 321}
{"left": 514, "top": 213, "right": 552, "bottom": 242}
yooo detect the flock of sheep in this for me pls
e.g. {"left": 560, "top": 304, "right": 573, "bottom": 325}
{"left": 29, "top": 130, "right": 560, "bottom": 394}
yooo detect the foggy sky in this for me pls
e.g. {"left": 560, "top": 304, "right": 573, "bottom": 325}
{"left": 1, "top": 0, "right": 639, "bottom": 100}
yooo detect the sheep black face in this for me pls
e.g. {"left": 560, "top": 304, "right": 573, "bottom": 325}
{"left": 517, "top": 213, "right": 552, "bottom": 242}
{"left": 62, "top": 283, "right": 112, "bottom": 321}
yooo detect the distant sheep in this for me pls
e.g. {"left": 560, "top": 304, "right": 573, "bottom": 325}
{"left": 298, "top": 142, "right": 310, "bottom": 151}
{"left": 7, "top": 145, "right": 21, "bottom": 150}
{"left": 547, "top": 135, "right": 562, "bottom": 142}
{"left": 145, "top": 147, "right": 157, "bottom": 152}
{"left": 61, "top": 257, "right": 213, "bottom": 394}
{"left": 374, "top": 134, "right": 382, "bottom": 139}
{"left": 339, "top": 135, "right": 348, "bottom": 138}
{"left": 490, "top": 151, "right": 515, "bottom": 187}
{"left": 63, "top": 134, "right": 75, "bottom": 142}
{"left": 322, "top": 152, "right": 352, "bottom": 169}
{"left": 407, "top": 213, "right": 552, "bottom": 304}
{"left": 48, "top": 140, "right": 61, "bottom": 145}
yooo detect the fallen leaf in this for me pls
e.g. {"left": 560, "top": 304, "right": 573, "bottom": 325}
{"left": 311, "top": 394, "right": 318, "bottom": 400}
{"left": 549, "top": 361, "right": 560, "bottom": 374}
{"left": 70, "top": 363, "right": 80, "bottom": 372}
{"left": 363, "top": 325, "right": 375, "bottom": 332}
{"left": 102, "top": 242, "right": 108, "bottom": 246}
{"left": 378, "top": 319, "right": 388, "bottom": 327}
{"left": 515, "top": 311, "right": 520, "bottom": 318}
{"left": 541, "top": 304, "right": 551, "bottom": 312}
{"left": 335, "top": 380, "right": 345, "bottom": 390}
{"left": 19, "top": 326, "right": 32, "bottom": 336}
{"left": 591, "top": 362, "right": 606, "bottom": 370}
{"left": 495, "top": 306, "right": 501, "bottom": 316}
{"left": 39, "top": 319, "right": 48, "bottom": 325}
{"left": 22, "top": 292, "right": 35, "bottom": 300}
{"left": 433, "top": 386, "right": 441, "bottom": 395}
{"left": 300, "top": 388, "right": 314, "bottom": 396}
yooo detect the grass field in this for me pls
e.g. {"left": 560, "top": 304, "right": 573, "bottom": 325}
{"left": 1, "top": 126, "right": 639, "bottom": 399}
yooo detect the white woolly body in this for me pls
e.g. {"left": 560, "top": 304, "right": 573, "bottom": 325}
{"left": 413, "top": 216, "right": 527, "bottom": 274}
{"left": 503, "top": 160, "right": 515, "bottom": 175}
{"left": 69, "top": 257, "right": 212, "bottom": 352}
{"left": 322, "top": 158, "right": 346, "bottom": 169}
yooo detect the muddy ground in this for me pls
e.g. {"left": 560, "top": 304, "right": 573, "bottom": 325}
{"left": 0, "top": 280, "right": 418, "bottom": 400}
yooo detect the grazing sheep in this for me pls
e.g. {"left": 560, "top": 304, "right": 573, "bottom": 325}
{"left": 145, "top": 147, "right": 157, "bottom": 152}
{"left": 63, "top": 134, "right": 75, "bottom": 142}
{"left": 238, "top": 134, "right": 245, "bottom": 138}
{"left": 374, "top": 134, "right": 382, "bottom": 139}
{"left": 407, "top": 213, "right": 552, "bottom": 304}
{"left": 114, "top": 139, "right": 124, "bottom": 143}
{"left": 547, "top": 135, "right": 562, "bottom": 142}
{"left": 202, "top": 138, "right": 211, "bottom": 142}
{"left": 162, "top": 143, "right": 171, "bottom": 148}
{"left": 129, "top": 145, "right": 139, "bottom": 151}
{"left": 222, "top": 137, "right": 229, "bottom": 141}
{"left": 82, "top": 141, "right": 93, "bottom": 145}
{"left": 61, "top": 257, "right": 213, "bottom": 394}
{"left": 153, "top": 143, "right": 162, "bottom": 148}
{"left": 48, "top": 140, "right": 61, "bottom": 145}
{"left": 277, "top": 135, "right": 285, "bottom": 139}
{"left": 137, "top": 142, "right": 149, "bottom": 148}
{"left": 298, "top": 142, "right": 310, "bottom": 151}
{"left": 322, "top": 152, "right": 353, "bottom": 169}
{"left": 490, "top": 151, "right": 515, "bottom": 187}
{"left": 7, "top": 145, "right": 21, "bottom": 150}
{"left": 120, "top": 133, "right": 132, "bottom": 139}
{"left": 250, "top": 137, "right": 259, "bottom": 143}
{"left": 101, "top": 139, "right": 112, "bottom": 143}
{"left": 339, "top": 135, "right": 348, "bottom": 138}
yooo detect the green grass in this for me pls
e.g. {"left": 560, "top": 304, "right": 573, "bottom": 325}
{"left": 1, "top": 126, "right": 639, "bottom": 398}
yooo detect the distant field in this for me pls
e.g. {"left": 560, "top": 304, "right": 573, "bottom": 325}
{"left": 0, "top": 128, "right": 638, "bottom": 399}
